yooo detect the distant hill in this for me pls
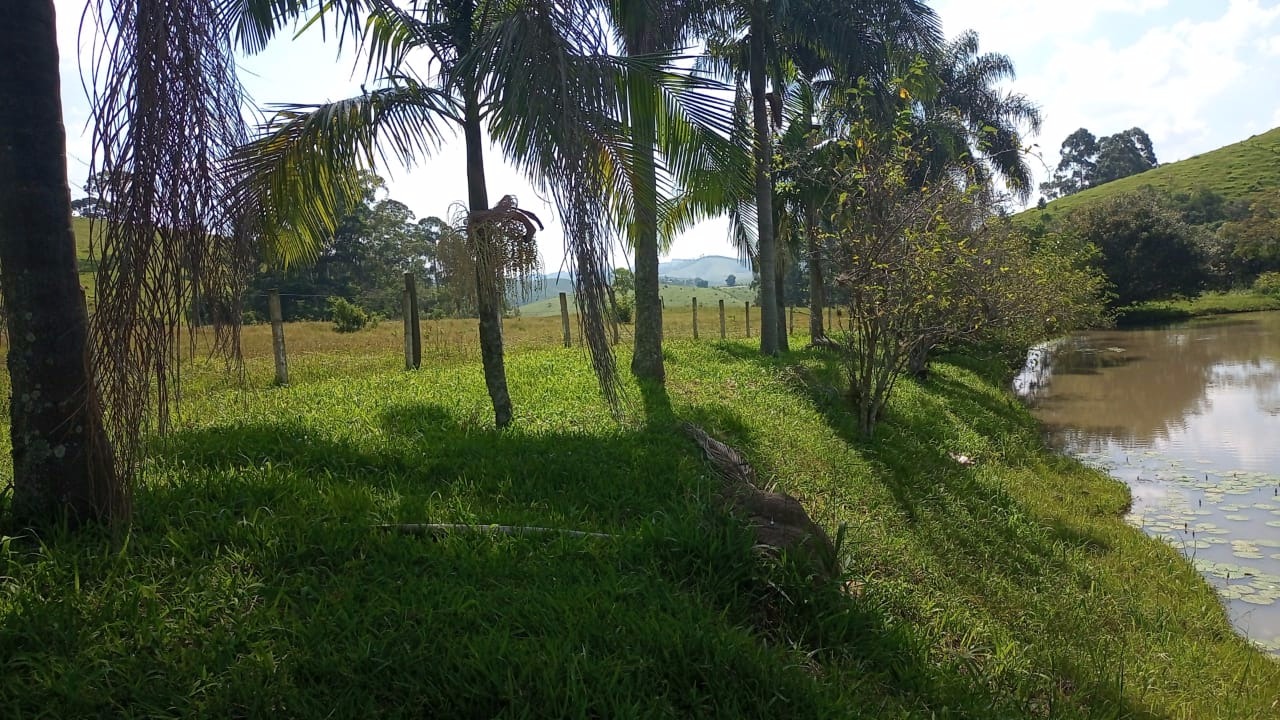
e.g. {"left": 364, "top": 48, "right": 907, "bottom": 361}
{"left": 518, "top": 281, "right": 756, "bottom": 317}
{"left": 510, "top": 256, "right": 754, "bottom": 313}
{"left": 1019, "top": 127, "right": 1280, "bottom": 222}
{"left": 657, "top": 255, "right": 752, "bottom": 284}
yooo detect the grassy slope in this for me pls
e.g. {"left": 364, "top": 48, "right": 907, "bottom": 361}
{"left": 1020, "top": 126, "right": 1280, "bottom": 222}
{"left": 1116, "top": 290, "right": 1280, "bottom": 326}
{"left": 1, "top": 335, "right": 1276, "bottom": 717}
{"left": 519, "top": 282, "right": 757, "bottom": 317}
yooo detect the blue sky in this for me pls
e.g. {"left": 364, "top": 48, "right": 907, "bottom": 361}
{"left": 53, "top": 0, "right": 1280, "bottom": 269}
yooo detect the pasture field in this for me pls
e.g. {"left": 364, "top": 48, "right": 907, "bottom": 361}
{"left": 517, "top": 282, "right": 757, "bottom": 317}
{"left": 1115, "top": 290, "right": 1280, "bottom": 326}
{"left": 0, "top": 321, "right": 1277, "bottom": 717}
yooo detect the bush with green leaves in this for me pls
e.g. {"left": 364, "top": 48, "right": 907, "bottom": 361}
{"left": 818, "top": 114, "right": 1107, "bottom": 436}
{"left": 328, "top": 296, "right": 371, "bottom": 333}
{"left": 1067, "top": 189, "right": 1206, "bottom": 306}
{"left": 611, "top": 293, "right": 634, "bottom": 323}
{"left": 1253, "top": 271, "right": 1280, "bottom": 297}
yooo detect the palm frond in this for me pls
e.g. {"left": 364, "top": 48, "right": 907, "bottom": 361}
{"left": 226, "top": 80, "right": 455, "bottom": 268}
{"left": 86, "top": 0, "right": 257, "bottom": 501}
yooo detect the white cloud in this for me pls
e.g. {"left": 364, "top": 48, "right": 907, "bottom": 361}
{"left": 50, "top": 0, "right": 1280, "bottom": 261}
{"left": 937, "top": 0, "right": 1280, "bottom": 205}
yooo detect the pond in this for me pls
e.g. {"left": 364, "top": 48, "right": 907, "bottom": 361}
{"left": 1015, "top": 311, "right": 1280, "bottom": 655}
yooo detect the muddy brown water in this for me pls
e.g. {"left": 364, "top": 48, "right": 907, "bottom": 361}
{"left": 1015, "top": 311, "right": 1280, "bottom": 654}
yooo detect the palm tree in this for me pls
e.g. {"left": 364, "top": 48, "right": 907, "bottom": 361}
{"left": 705, "top": 0, "right": 942, "bottom": 356}
{"left": 607, "top": 0, "right": 740, "bottom": 384}
{"left": 773, "top": 80, "right": 837, "bottom": 343}
{"left": 921, "top": 30, "right": 1042, "bottom": 200}
{"left": 0, "top": 0, "right": 123, "bottom": 527}
{"left": 228, "top": 0, "right": 703, "bottom": 424}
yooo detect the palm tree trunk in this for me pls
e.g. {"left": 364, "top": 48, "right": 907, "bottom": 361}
{"left": 774, "top": 254, "right": 788, "bottom": 351}
{"left": 1, "top": 0, "right": 121, "bottom": 528}
{"left": 462, "top": 90, "right": 513, "bottom": 428}
{"left": 629, "top": 92, "right": 664, "bottom": 382}
{"left": 748, "top": 22, "right": 779, "bottom": 356}
{"left": 806, "top": 202, "right": 824, "bottom": 341}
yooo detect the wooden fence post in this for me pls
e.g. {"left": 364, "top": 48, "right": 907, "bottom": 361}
{"left": 402, "top": 288, "right": 413, "bottom": 369}
{"left": 788, "top": 306, "right": 794, "bottom": 336}
{"left": 268, "top": 289, "right": 289, "bottom": 386}
{"left": 405, "top": 272, "right": 421, "bottom": 369}
{"left": 692, "top": 297, "right": 699, "bottom": 339}
{"left": 718, "top": 299, "right": 726, "bottom": 340}
{"left": 745, "top": 301, "right": 751, "bottom": 338}
{"left": 559, "top": 292, "right": 572, "bottom": 348}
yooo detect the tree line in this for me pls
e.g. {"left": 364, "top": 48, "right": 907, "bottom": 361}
{"left": 2, "top": 0, "right": 1108, "bottom": 531}
{"left": 1038, "top": 127, "right": 1160, "bottom": 201}
{"left": 1028, "top": 185, "right": 1280, "bottom": 306}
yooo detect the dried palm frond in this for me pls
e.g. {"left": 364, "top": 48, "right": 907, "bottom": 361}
{"left": 457, "top": 195, "right": 545, "bottom": 311}
{"left": 85, "top": 0, "right": 255, "bottom": 488}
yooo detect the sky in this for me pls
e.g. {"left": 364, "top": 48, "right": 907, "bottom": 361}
{"left": 52, "top": 0, "right": 1280, "bottom": 270}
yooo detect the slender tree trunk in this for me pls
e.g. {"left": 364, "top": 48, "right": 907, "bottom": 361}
{"left": 748, "top": 22, "right": 779, "bottom": 356}
{"left": 462, "top": 90, "right": 513, "bottom": 428}
{"left": 1, "top": 0, "right": 121, "bottom": 528}
{"left": 775, "top": 253, "right": 788, "bottom": 351}
{"left": 628, "top": 68, "right": 664, "bottom": 382}
{"left": 806, "top": 202, "right": 825, "bottom": 341}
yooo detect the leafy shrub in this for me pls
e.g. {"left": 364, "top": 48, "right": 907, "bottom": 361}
{"left": 1253, "top": 271, "right": 1280, "bottom": 297}
{"left": 328, "top": 296, "right": 371, "bottom": 333}
{"left": 611, "top": 293, "right": 634, "bottom": 324}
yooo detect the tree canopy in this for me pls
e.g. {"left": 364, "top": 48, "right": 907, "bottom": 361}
{"left": 1040, "top": 127, "right": 1158, "bottom": 200}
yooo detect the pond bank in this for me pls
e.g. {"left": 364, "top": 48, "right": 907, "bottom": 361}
{"left": 1115, "top": 290, "right": 1280, "bottom": 327}
{"left": 1015, "top": 312, "right": 1280, "bottom": 658}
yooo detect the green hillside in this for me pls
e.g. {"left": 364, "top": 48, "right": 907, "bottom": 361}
{"left": 518, "top": 282, "right": 757, "bottom": 317}
{"left": 1022, "top": 126, "right": 1280, "bottom": 220}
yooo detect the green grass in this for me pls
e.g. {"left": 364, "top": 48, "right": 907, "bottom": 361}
{"left": 1020, "top": 126, "right": 1280, "bottom": 222}
{"left": 1115, "top": 290, "right": 1280, "bottom": 326}
{"left": 519, "top": 282, "right": 756, "bottom": 317}
{"left": 1, "top": 334, "right": 1276, "bottom": 717}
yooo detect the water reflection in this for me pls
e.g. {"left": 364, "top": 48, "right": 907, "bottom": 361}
{"left": 1017, "top": 312, "right": 1280, "bottom": 654}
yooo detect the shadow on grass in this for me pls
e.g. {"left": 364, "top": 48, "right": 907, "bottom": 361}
{"left": 723, "top": 347, "right": 1170, "bottom": 719}
{"left": 0, "top": 366, "right": 1168, "bottom": 718}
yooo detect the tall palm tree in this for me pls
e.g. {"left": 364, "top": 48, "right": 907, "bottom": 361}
{"left": 773, "top": 79, "right": 837, "bottom": 343}
{"left": 228, "top": 0, "right": 704, "bottom": 425}
{"left": 921, "top": 30, "right": 1042, "bottom": 200}
{"left": 607, "top": 0, "right": 740, "bottom": 384}
{"left": 0, "top": 0, "right": 123, "bottom": 528}
{"left": 705, "top": 0, "right": 942, "bottom": 356}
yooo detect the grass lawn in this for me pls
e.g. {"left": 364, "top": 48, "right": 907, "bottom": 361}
{"left": 0, "top": 327, "right": 1277, "bottom": 717}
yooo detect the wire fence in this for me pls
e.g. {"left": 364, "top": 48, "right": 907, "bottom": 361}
{"left": 256, "top": 276, "right": 848, "bottom": 384}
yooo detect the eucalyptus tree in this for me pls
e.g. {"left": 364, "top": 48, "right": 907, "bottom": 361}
{"left": 703, "top": 0, "right": 942, "bottom": 356}
{"left": 228, "top": 0, "right": 717, "bottom": 425}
